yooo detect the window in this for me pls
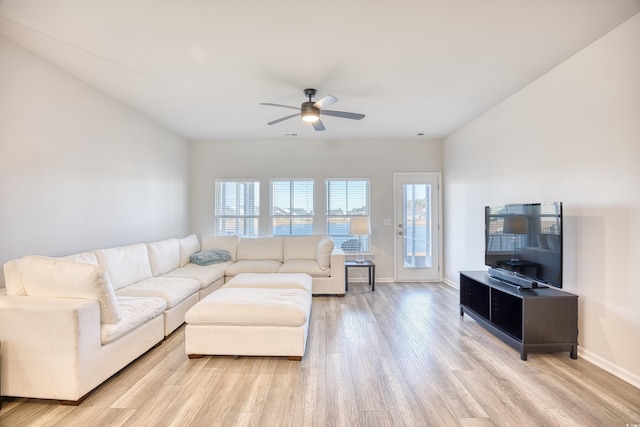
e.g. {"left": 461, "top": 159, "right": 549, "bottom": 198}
{"left": 214, "top": 180, "right": 260, "bottom": 237}
{"left": 271, "top": 179, "right": 314, "bottom": 235}
{"left": 325, "top": 179, "right": 370, "bottom": 251}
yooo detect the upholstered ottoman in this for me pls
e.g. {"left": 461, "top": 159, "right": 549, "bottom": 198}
{"left": 184, "top": 273, "right": 312, "bottom": 360}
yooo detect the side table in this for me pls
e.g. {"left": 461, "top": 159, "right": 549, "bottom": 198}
{"left": 344, "top": 260, "right": 375, "bottom": 291}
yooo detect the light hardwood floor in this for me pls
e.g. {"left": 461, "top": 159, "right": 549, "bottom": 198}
{"left": 1, "top": 281, "right": 639, "bottom": 426}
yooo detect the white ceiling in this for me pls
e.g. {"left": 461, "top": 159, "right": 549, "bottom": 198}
{"left": 1, "top": 1, "right": 639, "bottom": 141}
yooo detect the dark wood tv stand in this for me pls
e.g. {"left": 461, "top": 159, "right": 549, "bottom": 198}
{"left": 459, "top": 271, "right": 578, "bottom": 360}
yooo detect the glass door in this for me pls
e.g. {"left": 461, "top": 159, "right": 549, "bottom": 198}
{"left": 394, "top": 173, "right": 441, "bottom": 282}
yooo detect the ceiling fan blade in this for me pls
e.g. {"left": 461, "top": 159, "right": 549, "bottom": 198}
{"left": 267, "top": 113, "right": 299, "bottom": 125}
{"left": 312, "top": 119, "right": 326, "bottom": 131}
{"left": 260, "top": 103, "right": 299, "bottom": 110}
{"left": 320, "top": 110, "right": 365, "bottom": 120}
{"left": 313, "top": 95, "right": 338, "bottom": 109}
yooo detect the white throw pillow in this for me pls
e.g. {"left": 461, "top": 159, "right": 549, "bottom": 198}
{"left": 316, "top": 236, "right": 335, "bottom": 270}
{"left": 178, "top": 234, "right": 201, "bottom": 267}
{"left": 19, "top": 255, "right": 122, "bottom": 324}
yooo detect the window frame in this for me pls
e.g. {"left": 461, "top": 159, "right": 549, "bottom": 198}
{"left": 325, "top": 178, "right": 371, "bottom": 253}
{"left": 270, "top": 178, "right": 315, "bottom": 236}
{"left": 214, "top": 179, "right": 260, "bottom": 237}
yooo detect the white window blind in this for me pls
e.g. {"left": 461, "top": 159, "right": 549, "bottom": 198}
{"left": 214, "top": 180, "right": 260, "bottom": 237}
{"left": 325, "top": 179, "right": 370, "bottom": 251}
{"left": 271, "top": 179, "right": 314, "bottom": 235}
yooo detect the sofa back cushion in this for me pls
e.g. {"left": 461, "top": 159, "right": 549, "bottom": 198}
{"left": 94, "top": 244, "right": 153, "bottom": 290}
{"left": 147, "top": 238, "right": 180, "bottom": 276}
{"left": 283, "top": 235, "right": 324, "bottom": 261}
{"left": 18, "top": 255, "right": 122, "bottom": 324}
{"left": 61, "top": 251, "right": 99, "bottom": 265}
{"left": 201, "top": 235, "right": 239, "bottom": 261}
{"left": 177, "top": 234, "right": 201, "bottom": 267}
{"left": 237, "top": 237, "right": 283, "bottom": 261}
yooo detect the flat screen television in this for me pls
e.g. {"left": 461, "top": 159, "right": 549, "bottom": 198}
{"left": 485, "top": 202, "right": 563, "bottom": 289}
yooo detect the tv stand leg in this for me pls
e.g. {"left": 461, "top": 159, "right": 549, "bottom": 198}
{"left": 521, "top": 351, "right": 527, "bottom": 361}
{"left": 570, "top": 345, "right": 578, "bottom": 359}
{"left": 460, "top": 307, "right": 464, "bottom": 316}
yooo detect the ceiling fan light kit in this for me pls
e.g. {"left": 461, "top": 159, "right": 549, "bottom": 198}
{"left": 260, "top": 88, "right": 365, "bottom": 131}
{"left": 301, "top": 102, "right": 319, "bottom": 122}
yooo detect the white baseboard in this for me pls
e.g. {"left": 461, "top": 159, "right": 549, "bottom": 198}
{"left": 442, "top": 278, "right": 458, "bottom": 289}
{"left": 578, "top": 347, "right": 640, "bottom": 390}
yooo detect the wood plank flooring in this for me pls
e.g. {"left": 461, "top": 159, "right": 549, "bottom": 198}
{"left": 1, "top": 281, "right": 639, "bottom": 426}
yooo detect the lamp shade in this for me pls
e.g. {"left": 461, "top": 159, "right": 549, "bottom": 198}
{"left": 349, "top": 216, "right": 371, "bottom": 235}
{"left": 503, "top": 215, "right": 527, "bottom": 234}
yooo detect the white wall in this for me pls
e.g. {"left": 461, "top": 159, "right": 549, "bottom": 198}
{"left": 190, "top": 139, "right": 442, "bottom": 280}
{"left": 443, "top": 14, "right": 640, "bottom": 387}
{"left": 0, "top": 36, "right": 190, "bottom": 286}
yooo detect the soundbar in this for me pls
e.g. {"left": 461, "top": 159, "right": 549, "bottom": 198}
{"left": 488, "top": 267, "right": 547, "bottom": 289}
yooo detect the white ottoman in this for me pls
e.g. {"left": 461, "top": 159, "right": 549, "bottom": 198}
{"left": 184, "top": 273, "right": 312, "bottom": 360}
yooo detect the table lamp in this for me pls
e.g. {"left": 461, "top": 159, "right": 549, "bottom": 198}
{"left": 349, "top": 216, "right": 371, "bottom": 263}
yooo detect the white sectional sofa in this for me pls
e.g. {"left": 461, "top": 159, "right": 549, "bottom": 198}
{"left": 201, "top": 234, "right": 345, "bottom": 295}
{"left": 0, "top": 234, "right": 344, "bottom": 403}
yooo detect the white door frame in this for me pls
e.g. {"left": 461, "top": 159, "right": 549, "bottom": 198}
{"left": 393, "top": 172, "right": 442, "bottom": 282}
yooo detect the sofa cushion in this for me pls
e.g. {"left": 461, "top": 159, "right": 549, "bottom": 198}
{"left": 225, "top": 260, "right": 283, "bottom": 277}
{"left": 115, "top": 276, "right": 201, "bottom": 309}
{"left": 61, "top": 251, "right": 99, "bottom": 265}
{"left": 146, "top": 238, "right": 180, "bottom": 276}
{"left": 95, "top": 244, "right": 153, "bottom": 290}
{"left": 283, "top": 235, "right": 322, "bottom": 261}
{"left": 162, "top": 262, "right": 229, "bottom": 287}
{"left": 316, "top": 236, "right": 335, "bottom": 270}
{"left": 222, "top": 273, "right": 313, "bottom": 293}
{"left": 178, "top": 234, "right": 201, "bottom": 267}
{"left": 101, "top": 296, "right": 166, "bottom": 344}
{"left": 18, "top": 255, "right": 122, "bottom": 324}
{"left": 237, "top": 237, "right": 283, "bottom": 261}
{"left": 279, "top": 260, "right": 331, "bottom": 277}
{"left": 190, "top": 249, "right": 232, "bottom": 266}
{"left": 201, "top": 235, "right": 240, "bottom": 262}
{"left": 185, "top": 288, "right": 310, "bottom": 327}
